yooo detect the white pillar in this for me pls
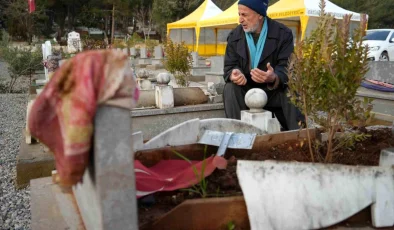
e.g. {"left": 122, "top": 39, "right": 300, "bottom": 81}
{"left": 241, "top": 88, "right": 281, "bottom": 134}
{"left": 155, "top": 73, "right": 174, "bottom": 109}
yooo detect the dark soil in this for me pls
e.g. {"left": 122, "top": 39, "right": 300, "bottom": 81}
{"left": 138, "top": 128, "right": 394, "bottom": 229}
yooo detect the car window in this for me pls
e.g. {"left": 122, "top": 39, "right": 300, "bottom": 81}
{"left": 390, "top": 31, "right": 394, "bottom": 41}
{"left": 363, "top": 31, "right": 391, "bottom": 41}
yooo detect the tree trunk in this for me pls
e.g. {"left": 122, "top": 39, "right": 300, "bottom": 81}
{"left": 67, "top": 5, "right": 71, "bottom": 30}
{"left": 111, "top": 4, "right": 115, "bottom": 45}
{"left": 303, "top": 96, "right": 314, "bottom": 162}
{"left": 105, "top": 15, "right": 109, "bottom": 37}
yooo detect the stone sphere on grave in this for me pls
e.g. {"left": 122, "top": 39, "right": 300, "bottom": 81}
{"left": 140, "top": 79, "right": 152, "bottom": 90}
{"left": 245, "top": 88, "right": 268, "bottom": 112}
{"left": 156, "top": 73, "right": 171, "bottom": 85}
{"left": 137, "top": 69, "right": 149, "bottom": 79}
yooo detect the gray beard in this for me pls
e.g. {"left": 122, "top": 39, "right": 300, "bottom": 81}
{"left": 243, "top": 23, "right": 260, "bottom": 33}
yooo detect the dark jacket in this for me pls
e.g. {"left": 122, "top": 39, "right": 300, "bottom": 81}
{"left": 223, "top": 17, "right": 294, "bottom": 89}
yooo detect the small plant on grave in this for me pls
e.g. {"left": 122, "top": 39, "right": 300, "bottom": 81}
{"left": 113, "top": 39, "right": 127, "bottom": 49}
{"left": 126, "top": 33, "right": 144, "bottom": 48}
{"left": 163, "top": 38, "right": 192, "bottom": 87}
{"left": 227, "top": 221, "right": 236, "bottom": 230}
{"left": 287, "top": 0, "right": 372, "bottom": 163}
{"left": 82, "top": 38, "right": 107, "bottom": 51}
{"left": 145, "top": 39, "right": 159, "bottom": 56}
{"left": 0, "top": 31, "right": 43, "bottom": 93}
{"left": 172, "top": 145, "right": 209, "bottom": 198}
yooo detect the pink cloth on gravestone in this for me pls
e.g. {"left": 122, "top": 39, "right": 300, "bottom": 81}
{"left": 28, "top": 50, "right": 139, "bottom": 186}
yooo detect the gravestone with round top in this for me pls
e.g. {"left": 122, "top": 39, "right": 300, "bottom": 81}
{"left": 241, "top": 88, "right": 281, "bottom": 134}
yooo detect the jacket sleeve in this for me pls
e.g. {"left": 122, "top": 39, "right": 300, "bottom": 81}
{"left": 274, "top": 30, "right": 294, "bottom": 88}
{"left": 223, "top": 34, "right": 243, "bottom": 83}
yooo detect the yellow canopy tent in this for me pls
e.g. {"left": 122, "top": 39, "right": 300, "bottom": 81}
{"left": 199, "top": 1, "right": 239, "bottom": 29}
{"left": 199, "top": 0, "right": 365, "bottom": 55}
{"left": 197, "top": 1, "right": 239, "bottom": 55}
{"left": 166, "top": 0, "right": 222, "bottom": 55}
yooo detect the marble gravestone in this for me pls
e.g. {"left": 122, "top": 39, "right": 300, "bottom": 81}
{"left": 122, "top": 48, "right": 129, "bottom": 56}
{"left": 190, "top": 52, "right": 210, "bottom": 77}
{"left": 140, "top": 47, "right": 147, "bottom": 58}
{"left": 147, "top": 46, "right": 164, "bottom": 70}
{"left": 209, "top": 56, "right": 225, "bottom": 74}
{"left": 67, "top": 31, "right": 82, "bottom": 54}
{"left": 237, "top": 159, "right": 394, "bottom": 230}
{"left": 138, "top": 47, "right": 151, "bottom": 66}
{"left": 191, "top": 52, "right": 199, "bottom": 68}
{"left": 37, "top": 41, "right": 52, "bottom": 85}
{"left": 241, "top": 88, "right": 281, "bottom": 134}
{"left": 73, "top": 106, "right": 138, "bottom": 230}
{"left": 151, "top": 46, "right": 164, "bottom": 65}
{"left": 205, "top": 56, "right": 225, "bottom": 84}
{"left": 155, "top": 73, "right": 174, "bottom": 109}
{"left": 154, "top": 46, "right": 163, "bottom": 59}
{"left": 130, "top": 48, "right": 137, "bottom": 57}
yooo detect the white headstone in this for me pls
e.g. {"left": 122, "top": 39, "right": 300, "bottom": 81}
{"left": 191, "top": 52, "right": 199, "bottom": 67}
{"left": 123, "top": 48, "right": 129, "bottom": 56}
{"left": 155, "top": 85, "right": 174, "bottom": 109}
{"left": 42, "top": 41, "right": 53, "bottom": 82}
{"left": 67, "top": 31, "right": 82, "bottom": 54}
{"left": 44, "top": 41, "right": 52, "bottom": 60}
{"left": 154, "top": 46, "right": 163, "bottom": 59}
{"left": 140, "top": 47, "right": 147, "bottom": 59}
{"left": 41, "top": 44, "right": 48, "bottom": 82}
{"left": 241, "top": 88, "right": 281, "bottom": 134}
{"left": 210, "top": 56, "right": 225, "bottom": 73}
{"left": 130, "top": 48, "right": 137, "bottom": 56}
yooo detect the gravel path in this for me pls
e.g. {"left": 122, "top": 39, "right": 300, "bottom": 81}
{"left": 0, "top": 61, "right": 10, "bottom": 80}
{"left": 0, "top": 94, "right": 30, "bottom": 230}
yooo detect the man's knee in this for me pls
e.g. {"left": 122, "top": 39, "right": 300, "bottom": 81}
{"left": 224, "top": 82, "right": 244, "bottom": 97}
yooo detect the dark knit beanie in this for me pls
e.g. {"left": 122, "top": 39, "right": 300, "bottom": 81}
{"left": 238, "top": 0, "right": 269, "bottom": 17}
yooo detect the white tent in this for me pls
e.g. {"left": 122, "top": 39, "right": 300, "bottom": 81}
{"left": 267, "top": 0, "right": 367, "bottom": 41}
{"left": 303, "top": 0, "right": 361, "bottom": 20}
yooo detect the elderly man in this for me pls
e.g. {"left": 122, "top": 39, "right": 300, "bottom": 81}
{"left": 223, "top": 0, "right": 303, "bottom": 130}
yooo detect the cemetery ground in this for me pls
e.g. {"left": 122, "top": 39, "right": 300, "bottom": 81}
{"left": 0, "top": 61, "right": 31, "bottom": 230}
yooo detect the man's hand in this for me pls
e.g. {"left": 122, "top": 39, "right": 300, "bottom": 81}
{"left": 251, "top": 63, "right": 277, "bottom": 84}
{"left": 230, "top": 69, "right": 247, "bottom": 86}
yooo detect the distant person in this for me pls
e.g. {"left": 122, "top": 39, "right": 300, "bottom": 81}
{"left": 223, "top": 0, "right": 303, "bottom": 130}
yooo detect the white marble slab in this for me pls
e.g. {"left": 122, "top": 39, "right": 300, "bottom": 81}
{"left": 143, "top": 118, "right": 200, "bottom": 150}
{"left": 237, "top": 160, "right": 394, "bottom": 230}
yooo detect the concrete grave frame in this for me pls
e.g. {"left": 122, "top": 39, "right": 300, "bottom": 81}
{"left": 29, "top": 108, "right": 394, "bottom": 229}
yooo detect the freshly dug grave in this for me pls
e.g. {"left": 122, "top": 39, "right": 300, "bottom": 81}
{"left": 138, "top": 128, "right": 394, "bottom": 229}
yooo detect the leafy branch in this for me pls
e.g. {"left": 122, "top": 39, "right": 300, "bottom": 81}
{"left": 287, "top": 0, "right": 371, "bottom": 163}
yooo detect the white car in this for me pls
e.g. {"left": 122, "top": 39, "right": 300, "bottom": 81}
{"left": 363, "top": 29, "right": 394, "bottom": 61}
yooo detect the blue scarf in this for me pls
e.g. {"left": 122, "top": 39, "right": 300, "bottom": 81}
{"left": 245, "top": 19, "right": 268, "bottom": 69}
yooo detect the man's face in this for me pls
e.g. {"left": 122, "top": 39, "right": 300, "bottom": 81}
{"left": 238, "top": 5, "right": 261, "bottom": 33}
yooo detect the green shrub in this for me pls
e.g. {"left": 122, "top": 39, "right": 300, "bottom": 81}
{"left": 127, "top": 33, "right": 144, "bottom": 48}
{"left": 287, "top": 0, "right": 371, "bottom": 162}
{"left": 145, "top": 39, "right": 159, "bottom": 54}
{"left": 82, "top": 38, "right": 107, "bottom": 51}
{"left": 163, "top": 38, "right": 192, "bottom": 87}
{"left": 0, "top": 31, "right": 43, "bottom": 92}
{"left": 113, "top": 39, "right": 127, "bottom": 49}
